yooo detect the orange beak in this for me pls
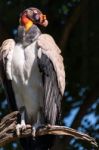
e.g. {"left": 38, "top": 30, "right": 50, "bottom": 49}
{"left": 39, "top": 14, "right": 48, "bottom": 27}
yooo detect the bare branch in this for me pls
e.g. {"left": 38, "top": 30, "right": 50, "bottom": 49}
{"left": 0, "top": 111, "right": 98, "bottom": 148}
{"left": 59, "top": 4, "right": 80, "bottom": 50}
{"left": 59, "top": 0, "right": 89, "bottom": 50}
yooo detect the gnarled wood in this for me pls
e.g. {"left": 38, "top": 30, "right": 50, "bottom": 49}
{"left": 0, "top": 111, "right": 98, "bottom": 148}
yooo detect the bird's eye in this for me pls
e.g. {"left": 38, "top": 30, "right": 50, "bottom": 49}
{"left": 33, "top": 14, "right": 40, "bottom": 21}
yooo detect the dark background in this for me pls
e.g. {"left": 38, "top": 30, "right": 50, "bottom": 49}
{"left": 0, "top": 0, "right": 99, "bottom": 149}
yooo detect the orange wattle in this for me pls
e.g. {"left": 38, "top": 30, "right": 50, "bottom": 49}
{"left": 21, "top": 15, "right": 33, "bottom": 31}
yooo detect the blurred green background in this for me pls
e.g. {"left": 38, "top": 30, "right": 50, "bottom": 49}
{"left": 0, "top": 0, "right": 99, "bottom": 149}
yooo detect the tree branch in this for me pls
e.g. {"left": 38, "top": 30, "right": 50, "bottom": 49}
{"left": 0, "top": 111, "right": 98, "bottom": 148}
{"left": 59, "top": 4, "right": 80, "bottom": 50}
{"left": 59, "top": 0, "right": 89, "bottom": 50}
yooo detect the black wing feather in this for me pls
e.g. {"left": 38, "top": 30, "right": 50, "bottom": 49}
{"left": 38, "top": 53, "right": 62, "bottom": 125}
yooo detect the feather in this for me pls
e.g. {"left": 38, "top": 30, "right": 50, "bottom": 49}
{"left": 0, "top": 39, "right": 17, "bottom": 110}
{"left": 0, "top": 27, "right": 65, "bottom": 150}
{"left": 37, "top": 34, "right": 65, "bottom": 124}
{"left": 37, "top": 34, "right": 65, "bottom": 95}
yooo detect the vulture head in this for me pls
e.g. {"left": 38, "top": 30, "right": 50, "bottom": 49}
{"left": 19, "top": 7, "right": 48, "bottom": 31}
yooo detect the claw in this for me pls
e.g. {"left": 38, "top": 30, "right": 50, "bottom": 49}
{"left": 16, "top": 124, "right": 21, "bottom": 136}
{"left": 32, "top": 112, "right": 43, "bottom": 137}
{"left": 32, "top": 126, "right": 36, "bottom": 137}
{"left": 16, "top": 120, "right": 26, "bottom": 136}
{"left": 32, "top": 123, "right": 43, "bottom": 137}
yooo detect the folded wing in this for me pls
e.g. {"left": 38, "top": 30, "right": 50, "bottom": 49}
{"left": 0, "top": 39, "right": 17, "bottom": 110}
{"left": 37, "top": 34, "right": 65, "bottom": 124}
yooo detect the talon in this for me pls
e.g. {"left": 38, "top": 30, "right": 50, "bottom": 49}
{"left": 32, "top": 127, "right": 36, "bottom": 137}
{"left": 46, "top": 124, "right": 51, "bottom": 129}
{"left": 16, "top": 124, "right": 21, "bottom": 136}
{"left": 16, "top": 122, "right": 27, "bottom": 136}
{"left": 22, "top": 124, "right": 27, "bottom": 131}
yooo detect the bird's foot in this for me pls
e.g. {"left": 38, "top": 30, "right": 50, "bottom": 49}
{"left": 32, "top": 123, "right": 44, "bottom": 137}
{"left": 46, "top": 124, "right": 51, "bottom": 128}
{"left": 16, "top": 121, "right": 26, "bottom": 136}
{"left": 32, "top": 126, "right": 36, "bottom": 137}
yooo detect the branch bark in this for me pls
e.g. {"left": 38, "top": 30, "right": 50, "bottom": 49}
{"left": 0, "top": 111, "right": 98, "bottom": 148}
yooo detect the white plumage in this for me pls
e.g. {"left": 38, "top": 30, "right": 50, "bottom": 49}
{"left": 0, "top": 7, "right": 66, "bottom": 150}
{"left": 11, "top": 42, "right": 44, "bottom": 123}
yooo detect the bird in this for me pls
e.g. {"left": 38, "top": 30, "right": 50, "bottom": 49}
{"left": 0, "top": 7, "right": 65, "bottom": 150}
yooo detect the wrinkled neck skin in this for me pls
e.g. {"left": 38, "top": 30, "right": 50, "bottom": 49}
{"left": 17, "top": 24, "right": 41, "bottom": 47}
